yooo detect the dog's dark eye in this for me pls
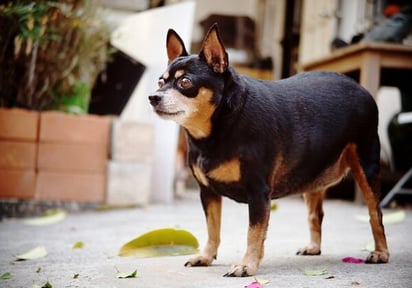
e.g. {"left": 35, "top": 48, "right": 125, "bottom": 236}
{"left": 158, "top": 79, "right": 165, "bottom": 88}
{"left": 178, "top": 77, "right": 192, "bottom": 90}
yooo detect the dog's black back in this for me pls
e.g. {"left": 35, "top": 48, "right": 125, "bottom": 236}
{"left": 186, "top": 68, "right": 379, "bottom": 203}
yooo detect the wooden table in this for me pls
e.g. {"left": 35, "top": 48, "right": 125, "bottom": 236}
{"left": 300, "top": 42, "right": 412, "bottom": 98}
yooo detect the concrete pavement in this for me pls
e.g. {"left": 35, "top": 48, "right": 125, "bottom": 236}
{"left": 1, "top": 194, "right": 411, "bottom": 288}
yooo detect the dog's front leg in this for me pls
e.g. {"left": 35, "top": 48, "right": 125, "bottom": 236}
{"left": 185, "top": 188, "right": 221, "bottom": 267}
{"left": 225, "top": 193, "right": 271, "bottom": 277}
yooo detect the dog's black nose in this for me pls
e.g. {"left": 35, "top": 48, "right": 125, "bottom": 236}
{"left": 148, "top": 94, "right": 162, "bottom": 106}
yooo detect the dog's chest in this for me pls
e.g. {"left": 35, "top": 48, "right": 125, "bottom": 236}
{"left": 190, "top": 153, "right": 242, "bottom": 188}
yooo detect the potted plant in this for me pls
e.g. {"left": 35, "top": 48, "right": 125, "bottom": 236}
{"left": 0, "top": 0, "right": 112, "bottom": 202}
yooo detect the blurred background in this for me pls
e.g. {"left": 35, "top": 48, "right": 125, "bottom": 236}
{"left": 0, "top": 0, "right": 411, "bottom": 216}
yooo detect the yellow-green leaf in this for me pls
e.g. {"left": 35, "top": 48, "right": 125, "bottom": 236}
{"left": 119, "top": 228, "right": 199, "bottom": 257}
{"left": 270, "top": 202, "right": 278, "bottom": 211}
{"left": 0, "top": 272, "right": 11, "bottom": 280}
{"left": 73, "top": 241, "right": 84, "bottom": 249}
{"left": 23, "top": 209, "right": 67, "bottom": 226}
{"left": 116, "top": 269, "right": 137, "bottom": 279}
{"left": 356, "top": 210, "right": 405, "bottom": 224}
{"left": 362, "top": 242, "right": 375, "bottom": 252}
{"left": 16, "top": 246, "right": 47, "bottom": 261}
{"left": 255, "top": 277, "right": 269, "bottom": 284}
{"left": 304, "top": 268, "right": 327, "bottom": 276}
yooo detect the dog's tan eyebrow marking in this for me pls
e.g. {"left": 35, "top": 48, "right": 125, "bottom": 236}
{"left": 208, "top": 158, "right": 241, "bottom": 183}
{"left": 174, "top": 69, "right": 185, "bottom": 79}
{"left": 162, "top": 71, "right": 170, "bottom": 80}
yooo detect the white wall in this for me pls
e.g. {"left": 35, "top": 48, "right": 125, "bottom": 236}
{"left": 111, "top": 2, "right": 196, "bottom": 203}
{"left": 189, "top": 0, "right": 258, "bottom": 44}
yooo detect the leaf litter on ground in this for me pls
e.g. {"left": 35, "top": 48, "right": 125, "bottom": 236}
{"left": 23, "top": 209, "right": 67, "bottom": 226}
{"left": 15, "top": 246, "right": 47, "bottom": 261}
{"left": 72, "top": 241, "right": 84, "bottom": 249}
{"left": 303, "top": 268, "right": 328, "bottom": 276}
{"left": 33, "top": 280, "right": 52, "bottom": 288}
{"left": 342, "top": 257, "right": 365, "bottom": 264}
{"left": 362, "top": 242, "right": 375, "bottom": 252}
{"left": 355, "top": 210, "right": 405, "bottom": 224}
{"left": 0, "top": 272, "right": 11, "bottom": 280}
{"left": 116, "top": 269, "right": 137, "bottom": 279}
{"left": 119, "top": 228, "right": 199, "bottom": 257}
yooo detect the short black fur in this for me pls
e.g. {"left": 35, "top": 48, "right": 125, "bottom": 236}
{"left": 148, "top": 24, "right": 389, "bottom": 277}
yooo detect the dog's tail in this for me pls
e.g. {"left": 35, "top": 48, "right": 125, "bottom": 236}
{"left": 357, "top": 133, "right": 381, "bottom": 192}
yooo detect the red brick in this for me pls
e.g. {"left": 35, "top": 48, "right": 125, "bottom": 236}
{"left": 0, "top": 169, "right": 36, "bottom": 199}
{"left": 35, "top": 171, "right": 106, "bottom": 202}
{"left": 0, "top": 141, "right": 37, "bottom": 169}
{"left": 37, "top": 142, "right": 108, "bottom": 173}
{"left": 0, "top": 108, "right": 39, "bottom": 141}
{"left": 39, "top": 111, "right": 112, "bottom": 144}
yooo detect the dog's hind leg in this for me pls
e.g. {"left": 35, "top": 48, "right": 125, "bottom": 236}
{"left": 297, "top": 190, "right": 326, "bottom": 256}
{"left": 347, "top": 140, "right": 389, "bottom": 263}
{"left": 185, "top": 189, "right": 222, "bottom": 267}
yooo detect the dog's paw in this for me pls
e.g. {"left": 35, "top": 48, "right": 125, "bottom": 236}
{"left": 223, "top": 264, "right": 257, "bottom": 277}
{"left": 296, "top": 244, "right": 321, "bottom": 256}
{"left": 366, "top": 251, "right": 389, "bottom": 264}
{"left": 184, "top": 254, "right": 214, "bottom": 267}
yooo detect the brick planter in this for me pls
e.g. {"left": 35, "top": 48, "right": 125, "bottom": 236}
{"left": 0, "top": 108, "right": 39, "bottom": 199}
{"left": 35, "top": 111, "right": 111, "bottom": 202}
{"left": 0, "top": 109, "right": 111, "bottom": 203}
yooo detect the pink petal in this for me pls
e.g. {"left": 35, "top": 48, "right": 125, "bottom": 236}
{"left": 244, "top": 281, "right": 264, "bottom": 288}
{"left": 342, "top": 257, "right": 365, "bottom": 264}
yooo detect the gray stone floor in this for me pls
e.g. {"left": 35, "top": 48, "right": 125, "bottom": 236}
{"left": 1, "top": 194, "right": 411, "bottom": 288}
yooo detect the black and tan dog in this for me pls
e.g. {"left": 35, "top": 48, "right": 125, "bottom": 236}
{"left": 148, "top": 24, "right": 389, "bottom": 277}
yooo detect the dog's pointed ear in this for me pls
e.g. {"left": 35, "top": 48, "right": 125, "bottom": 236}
{"left": 167, "top": 29, "right": 189, "bottom": 64}
{"left": 199, "top": 23, "right": 228, "bottom": 73}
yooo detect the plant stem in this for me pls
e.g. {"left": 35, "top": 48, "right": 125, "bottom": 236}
{"left": 27, "top": 39, "right": 39, "bottom": 108}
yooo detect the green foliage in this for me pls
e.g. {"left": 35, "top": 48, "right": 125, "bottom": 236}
{"left": 0, "top": 0, "right": 111, "bottom": 112}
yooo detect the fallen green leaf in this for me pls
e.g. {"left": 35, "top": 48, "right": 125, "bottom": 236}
{"left": 255, "top": 277, "right": 269, "bottom": 284}
{"left": 270, "top": 202, "right": 278, "bottom": 211}
{"left": 383, "top": 210, "right": 405, "bottom": 224}
{"left": 97, "top": 204, "right": 137, "bottom": 211}
{"left": 23, "top": 209, "right": 67, "bottom": 226}
{"left": 16, "top": 246, "right": 48, "bottom": 261}
{"left": 42, "top": 281, "right": 52, "bottom": 288}
{"left": 355, "top": 210, "right": 405, "bottom": 224}
{"left": 362, "top": 242, "right": 375, "bottom": 252}
{"left": 304, "top": 268, "right": 327, "bottom": 276}
{"left": 33, "top": 281, "right": 52, "bottom": 288}
{"left": 119, "top": 228, "right": 199, "bottom": 257}
{"left": 0, "top": 272, "right": 11, "bottom": 280}
{"left": 116, "top": 269, "right": 137, "bottom": 279}
{"left": 73, "top": 273, "right": 79, "bottom": 279}
{"left": 73, "top": 242, "right": 84, "bottom": 249}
